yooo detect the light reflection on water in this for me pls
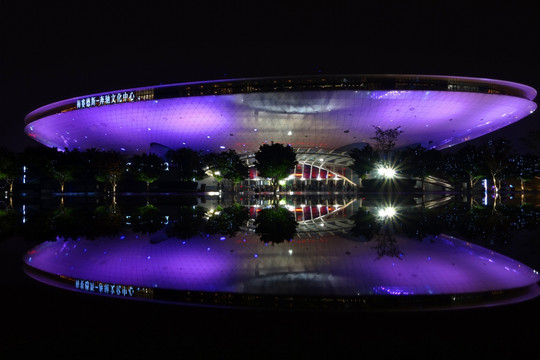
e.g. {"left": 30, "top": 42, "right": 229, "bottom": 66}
{"left": 16, "top": 193, "right": 540, "bottom": 311}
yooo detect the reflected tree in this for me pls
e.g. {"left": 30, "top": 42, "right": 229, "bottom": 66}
{"left": 254, "top": 205, "right": 298, "bottom": 244}
{"left": 205, "top": 203, "right": 249, "bottom": 237}
{"left": 0, "top": 207, "right": 21, "bottom": 241}
{"left": 454, "top": 203, "right": 512, "bottom": 247}
{"left": 129, "top": 204, "right": 167, "bottom": 235}
{"left": 165, "top": 205, "right": 208, "bottom": 239}
{"left": 350, "top": 206, "right": 403, "bottom": 258}
{"left": 18, "top": 206, "right": 56, "bottom": 242}
{"left": 349, "top": 208, "right": 381, "bottom": 240}
{"left": 86, "top": 204, "right": 125, "bottom": 239}
{"left": 52, "top": 206, "right": 91, "bottom": 240}
{"left": 398, "top": 207, "right": 443, "bottom": 240}
{"left": 373, "top": 226, "right": 402, "bottom": 259}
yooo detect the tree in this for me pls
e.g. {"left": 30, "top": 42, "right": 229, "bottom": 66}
{"left": 509, "top": 153, "right": 538, "bottom": 192}
{"left": 166, "top": 147, "right": 206, "bottom": 182}
{"left": 203, "top": 152, "right": 225, "bottom": 188}
{"left": 371, "top": 125, "right": 402, "bottom": 161}
{"left": 480, "top": 138, "right": 512, "bottom": 193}
{"left": 224, "top": 151, "right": 250, "bottom": 191}
{"left": 128, "top": 153, "right": 166, "bottom": 192}
{"left": 17, "top": 146, "right": 84, "bottom": 193}
{"left": 254, "top": 143, "right": 297, "bottom": 193}
{"left": 440, "top": 153, "right": 466, "bottom": 192}
{"left": 19, "top": 145, "right": 57, "bottom": 185}
{"left": 0, "top": 147, "right": 20, "bottom": 193}
{"left": 349, "top": 144, "right": 375, "bottom": 187}
{"left": 399, "top": 145, "right": 442, "bottom": 191}
{"left": 203, "top": 149, "right": 249, "bottom": 191}
{"left": 90, "top": 150, "right": 127, "bottom": 194}
{"left": 456, "top": 145, "right": 484, "bottom": 193}
{"left": 51, "top": 148, "right": 84, "bottom": 193}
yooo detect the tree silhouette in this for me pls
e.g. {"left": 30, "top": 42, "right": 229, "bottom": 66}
{"left": 51, "top": 148, "right": 85, "bottom": 193}
{"left": 128, "top": 153, "right": 166, "bottom": 192}
{"left": 0, "top": 147, "right": 20, "bottom": 193}
{"left": 166, "top": 147, "right": 206, "bottom": 183}
{"left": 254, "top": 205, "right": 298, "bottom": 244}
{"left": 399, "top": 145, "right": 442, "bottom": 191}
{"left": 19, "top": 146, "right": 56, "bottom": 185}
{"left": 480, "top": 138, "right": 512, "bottom": 193}
{"left": 371, "top": 125, "right": 402, "bottom": 160}
{"left": 90, "top": 150, "right": 126, "bottom": 194}
{"left": 205, "top": 203, "right": 249, "bottom": 237}
{"left": 509, "top": 153, "right": 539, "bottom": 191}
{"left": 349, "top": 144, "right": 375, "bottom": 187}
{"left": 456, "top": 145, "right": 484, "bottom": 193}
{"left": 129, "top": 204, "right": 167, "bottom": 235}
{"left": 440, "top": 152, "right": 466, "bottom": 192}
{"left": 204, "top": 149, "right": 249, "bottom": 191}
{"left": 254, "top": 143, "right": 297, "bottom": 193}
{"left": 349, "top": 208, "right": 381, "bottom": 240}
{"left": 165, "top": 205, "right": 207, "bottom": 239}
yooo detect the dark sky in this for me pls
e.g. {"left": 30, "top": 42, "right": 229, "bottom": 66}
{"left": 1, "top": 1, "right": 538, "bottom": 153}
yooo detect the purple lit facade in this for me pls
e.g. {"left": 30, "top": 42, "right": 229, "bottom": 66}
{"left": 24, "top": 232, "right": 540, "bottom": 310}
{"left": 24, "top": 75, "right": 537, "bottom": 155}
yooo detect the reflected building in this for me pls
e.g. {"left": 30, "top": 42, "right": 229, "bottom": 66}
{"left": 23, "top": 195, "right": 540, "bottom": 311}
{"left": 24, "top": 74, "right": 537, "bottom": 185}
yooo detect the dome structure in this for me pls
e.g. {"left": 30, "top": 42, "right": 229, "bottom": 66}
{"left": 24, "top": 74, "right": 536, "bottom": 157}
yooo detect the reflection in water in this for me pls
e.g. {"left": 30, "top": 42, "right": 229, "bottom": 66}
{"left": 19, "top": 193, "right": 540, "bottom": 311}
{"left": 130, "top": 204, "right": 168, "bottom": 236}
{"left": 206, "top": 203, "right": 250, "bottom": 238}
{"left": 254, "top": 205, "right": 298, "bottom": 244}
{"left": 373, "top": 227, "right": 402, "bottom": 259}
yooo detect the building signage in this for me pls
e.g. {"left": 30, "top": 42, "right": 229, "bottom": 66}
{"left": 75, "top": 278, "right": 149, "bottom": 298}
{"left": 76, "top": 91, "right": 136, "bottom": 109}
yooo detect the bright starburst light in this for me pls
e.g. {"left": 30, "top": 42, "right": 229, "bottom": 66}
{"left": 378, "top": 206, "right": 397, "bottom": 219}
{"left": 376, "top": 165, "right": 397, "bottom": 179}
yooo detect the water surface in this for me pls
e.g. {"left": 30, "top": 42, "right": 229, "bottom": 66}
{"left": 18, "top": 193, "right": 540, "bottom": 311}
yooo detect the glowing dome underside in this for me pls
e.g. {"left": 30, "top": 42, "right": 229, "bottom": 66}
{"left": 23, "top": 232, "right": 540, "bottom": 304}
{"left": 25, "top": 87, "right": 536, "bottom": 155}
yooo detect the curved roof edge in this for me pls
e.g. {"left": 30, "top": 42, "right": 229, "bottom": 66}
{"left": 24, "top": 74, "right": 537, "bottom": 125}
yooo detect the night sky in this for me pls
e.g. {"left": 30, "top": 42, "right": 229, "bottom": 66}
{"left": 1, "top": 1, "right": 538, "bottom": 154}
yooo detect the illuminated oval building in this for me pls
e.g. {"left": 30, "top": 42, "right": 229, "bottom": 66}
{"left": 24, "top": 74, "right": 537, "bottom": 183}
